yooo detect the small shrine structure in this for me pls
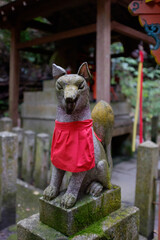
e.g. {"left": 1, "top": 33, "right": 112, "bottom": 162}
{"left": 0, "top": 0, "right": 156, "bottom": 126}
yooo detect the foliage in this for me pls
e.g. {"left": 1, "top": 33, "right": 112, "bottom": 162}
{"left": 0, "top": 29, "right": 11, "bottom": 49}
{"left": 111, "top": 42, "right": 124, "bottom": 55}
{"left": 114, "top": 57, "right": 160, "bottom": 120}
{"left": 0, "top": 24, "right": 54, "bottom": 81}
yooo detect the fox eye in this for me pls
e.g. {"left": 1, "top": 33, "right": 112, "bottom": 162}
{"left": 78, "top": 81, "right": 85, "bottom": 89}
{"left": 56, "top": 82, "right": 63, "bottom": 90}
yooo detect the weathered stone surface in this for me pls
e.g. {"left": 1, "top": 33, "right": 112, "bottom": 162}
{"left": 21, "top": 82, "right": 57, "bottom": 134}
{"left": 43, "top": 79, "right": 56, "bottom": 91}
{"left": 17, "top": 206, "right": 139, "bottom": 240}
{"left": 72, "top": 205, "right": 139, "bottom": 240}
{"left": 0, "top": 131, "right": 18, "bottom": 228}
{"left": 17, "top": 213, "right": 68, "bottom": 240}
{"left": 22, "top": 104, "right": 57, "bottom": 119}
{"left": 22, "top": 119, "right": 55, "bottom": 135}
{"left": 34, "top": 133, "right": 50, "bottom": 189}
{"left": 39, "top": 186, "right": 121, "bottom": 236}
{"left": 135, "top": 141, "right": 159, "bottom": 238}
{"left": 0, "top": 117, "right": 12, "bottom": 131}
{"left": 0, "top": 131, "right": 18, "bottom": 207}
{"left": 22, "top": 130, "right": 35, "bottom": 183}
{"left": 12, "top": 127, "right": 23, "bottom": 178}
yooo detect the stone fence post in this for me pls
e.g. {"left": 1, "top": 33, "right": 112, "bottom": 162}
{"left": 22, "top": 130, "right": 35, "bottom": 184}
{"left": 12, "top": 127, "right": 23, "bottom": 179}
{"left": 0, "top": 131, "right": 18, "bottom": 229}
{"left": 34, "top": 133, "right": 50, "bottom": 189}
{"left": 135, "top": 141, "right": 159, "bottom": 239}
{"left": 0, "top": 117, "right": 12, "bottom": 132}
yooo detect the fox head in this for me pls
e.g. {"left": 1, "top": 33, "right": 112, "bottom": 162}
{"left": 52, "top": 62, "right": 92, "bottom": 115}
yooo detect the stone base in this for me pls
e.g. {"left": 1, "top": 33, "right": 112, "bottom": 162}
{"left": 17, "top": 206, "right": 139, "bottom": 240}
{"left": 17, "top": 213, "right": 68, "bottom": 240}
{"left": 39, "top": 186, "right": 121, "bottom": 236}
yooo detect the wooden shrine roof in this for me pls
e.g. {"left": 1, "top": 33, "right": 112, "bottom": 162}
{"left": 0, "top": 0, "right": 155, "bottom": 56}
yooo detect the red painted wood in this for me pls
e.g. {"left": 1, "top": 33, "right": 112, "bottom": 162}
{"left": 129, "top": 0, "right": 160, "bottom": 64}
{"left": 129, "top": 0, "right": 160, "bottom": 15}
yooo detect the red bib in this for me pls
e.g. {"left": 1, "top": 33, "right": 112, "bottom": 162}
{"left": 51, "top": 119, "right": 95, "bottom": 172}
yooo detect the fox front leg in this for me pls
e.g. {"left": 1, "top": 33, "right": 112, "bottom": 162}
{"left": 86, "top": 159, "right": 112, "bottom": 197}
{"left": 43, "top": 165, "right": 65, "bottom": 201}
{"left": 61, "top": 171, "right": 86, "bottom": 208}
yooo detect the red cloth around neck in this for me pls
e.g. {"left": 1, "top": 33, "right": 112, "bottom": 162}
{"left": 51, "top": 119, "right": 95, "bottom": 172}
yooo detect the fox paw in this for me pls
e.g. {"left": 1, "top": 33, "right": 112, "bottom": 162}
{"left": 43, "top": 185, "right": 59, "bottom": 201}
{"left": 60, "top": 192, "right": 77, "bottom": 209}
{"left": 86, "top": 181, "right": 103, "bottom": 197}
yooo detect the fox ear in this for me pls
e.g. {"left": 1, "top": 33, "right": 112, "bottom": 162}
{"left": 77, "top": 62, "right": 92, "bottom": 80}
{"left": 52, "top": 63, "right": 67, "bottom": 80}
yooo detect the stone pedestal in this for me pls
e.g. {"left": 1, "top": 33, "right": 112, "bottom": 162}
{"left": 40, "top": 186, "right": 121, "bottom": 236}
{"left": 34, "top": 133, "right": 50, "bottom": 189}
{"left": 12, "top": 127, "right": 23, "bottom": 178}
{"left": 17, "top": 206, "right": 139, "bottom": 240}
{"left": 0, "top": 131, "right": 18, "bottom": 229}
{"left": 0, "top": 117, "right": 12, "bottom": 131}
{"left": 17, "top": 186, "right": 139, "bottom": 239}
{"left": 135, "top": 141, "right": 159, "bottom": 239}
{"left": 22, "top": 130, "right": 35, "bottom": 184}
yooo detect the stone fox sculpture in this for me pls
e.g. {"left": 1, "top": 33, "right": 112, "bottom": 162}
{"left": 43, "top": 62, "right": 114, "bottom": 209}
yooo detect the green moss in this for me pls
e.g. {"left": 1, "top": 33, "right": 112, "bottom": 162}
{"left": 17, "top": 214, "right": 68, "bottom": 240}
{"left": 8, "top": 225, "right": 17, "bottom": 232}
{"left": 7, "top": 234, "right": 17, "bottom": 240}
{"left": 70, "top": 218, "right": 104, "bottom": 239}
{"left": 39, "top": 197, "right": 68, "bottom": 234}
{"left": 70, "top": 206, "right": 139, "bottom": 240}
{"left": 71, "top": 186, "right": 121, "bottom": 235}
{"left": 16, "top": 183, "right": 41, "bottom": 222}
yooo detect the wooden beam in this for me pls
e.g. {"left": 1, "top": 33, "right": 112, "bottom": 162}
{"left": 9, "top": 27, "right": 20, "bottom": 126}
{"left": 24, "top": 20, "right": 54, "bottom": 33}
{"left": 17, "top": 24, "right": 96, "bottom": 49}
{"left": 19, "top": 47, "right": 53, "bottom": 55}
{"left": 111, "top": 21, "right": 155, "bottom": 45}
{"left": 17, "top": 0, "right": 93, "bottom": 23}
{"left": 96, "top": 0, "right": 111, "bottom": 103}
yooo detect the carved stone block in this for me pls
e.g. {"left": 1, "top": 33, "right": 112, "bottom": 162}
{"left": 39, "top": 186, "right": 121, "bottom": 236}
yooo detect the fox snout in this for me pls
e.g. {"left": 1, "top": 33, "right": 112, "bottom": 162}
{"left": 64, "top": 85, "right": 78, "bottom": 114}
{"left": 64, "top": 85, "right": 78, "bottom": 102}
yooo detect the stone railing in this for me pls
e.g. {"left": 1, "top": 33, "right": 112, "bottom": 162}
{"left": 0, "top": 117, "right": 51, "bottom": 190}
{"left": 0, "top": 117, "right": 52, "bottom": 229}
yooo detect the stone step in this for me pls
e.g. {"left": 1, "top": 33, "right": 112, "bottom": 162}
{"left": 17, "top": 205, "right": 139, "bottom": 240}
{"left": 21, "top": 104, "right": 57, "bottom": 119}
{"left": 22, "top": 118, "right": 55, "bottom": 134}
{"left": 90, "top": 102, "right": 131, "bottom": 117}
{"left": 43, "top": 80, "right": 55, "bottom": 91}
{"left": 23, "top": 91, "right": 57, "bottom": 105}
{"left": 111, "top": 102, "right": 131, "bottom": 116}
{"left": 39, "top": 186, "right": 121, "bottom": 236}
{"left": 17, "top": 213, "right": 68, "bottom": 240}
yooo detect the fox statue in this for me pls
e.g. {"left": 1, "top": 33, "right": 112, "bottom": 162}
{"left": 43, "top": 62, "right": 114, "bottom": 209}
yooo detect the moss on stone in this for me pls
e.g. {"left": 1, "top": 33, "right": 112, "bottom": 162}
{"left": 7, "top": 233, "right": 17, "bottom": 240}
{"left": 17, "top": 213, "right": 68, "bottom": 240}
{"left": 40, "top": 186, "right": 121, "bottom": 236}
{"left": 70, "top": 206, "right": 139, "bottom": 240}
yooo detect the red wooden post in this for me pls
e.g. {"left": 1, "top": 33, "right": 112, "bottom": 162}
{"left": 96, "top": 0, "right": 111, "bottom": 103}
{"left": 9, "top": 27, "right": 20, "bottom": 126}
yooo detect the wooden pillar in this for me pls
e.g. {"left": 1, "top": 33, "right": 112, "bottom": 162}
{"left": 96, "top": 0, "right": 111, "bottom": 103}
{"left": 9, "top": 27, "right": 20, "bottom": 126}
